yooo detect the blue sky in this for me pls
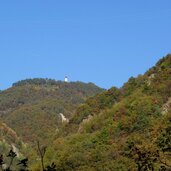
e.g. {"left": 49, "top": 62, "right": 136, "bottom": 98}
{"left": 0, "top": 1, "right": 171, "bottom": 90}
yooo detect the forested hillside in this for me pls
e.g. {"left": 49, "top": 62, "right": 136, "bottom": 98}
{"left": 0, "top": 80, "right": 103, "bottom": 145}
{"left": 39, "top": 54, "right": 170, "bottom": 171}
{"left": 0, "top": 55, "right": 171, "bottom": 171}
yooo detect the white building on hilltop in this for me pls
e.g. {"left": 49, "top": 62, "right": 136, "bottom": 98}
{"left": 64, "top": 76, "right": 69, "bottom": 83}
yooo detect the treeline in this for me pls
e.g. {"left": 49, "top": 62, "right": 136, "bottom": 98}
{"left": 12, "top": 78, "right": 60, "bottom": 87}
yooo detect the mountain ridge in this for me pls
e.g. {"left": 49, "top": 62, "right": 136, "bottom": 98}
{"left": 48, "top": 54, "right": 171, "bottom": 171}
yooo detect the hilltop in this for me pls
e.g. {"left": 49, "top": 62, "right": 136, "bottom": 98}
{"left": 0, "top": 79, "right": 104, "bottom": 145}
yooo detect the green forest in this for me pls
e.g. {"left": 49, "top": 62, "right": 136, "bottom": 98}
{"left": 0, "top": 54, "right": 171, "bottom": 171}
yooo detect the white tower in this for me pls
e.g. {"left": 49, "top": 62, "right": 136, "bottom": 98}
{"left": 64, "top": 76, "right": 69, "bottom": 83}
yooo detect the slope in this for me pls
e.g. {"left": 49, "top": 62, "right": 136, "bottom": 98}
{"left": 45, "top": 54, "right": 171, "bottom": 171}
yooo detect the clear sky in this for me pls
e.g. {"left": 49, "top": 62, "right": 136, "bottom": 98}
{"left": 0, "top": 1, "right": 171, "bottom": 90}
